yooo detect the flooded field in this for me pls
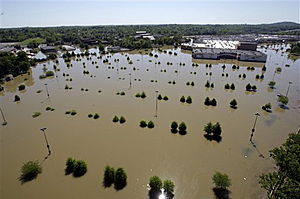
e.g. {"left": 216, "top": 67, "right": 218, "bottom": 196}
{"left": 1, "top": 45, "right": 300, "bottom": 199}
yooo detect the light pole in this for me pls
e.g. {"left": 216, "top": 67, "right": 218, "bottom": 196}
{"left": 40, "top": 127, "right": 51, "bottom": 155}
{"left": 154, "top": 90, "right": 158, "bottom": 117}
{"left": 285, "top": 81, "right": 292, "bottom": 97}
{"left": 45, "top": 83, "right": 50, "bottom": 98}
{"left": 129, "top": 73, "right": 132, "bottom": 89}
{"left": 250, "top": 113, "right": 260, "bottom": 142}
{"left": 0, "top": 107, "right": 7, "bottom": 126}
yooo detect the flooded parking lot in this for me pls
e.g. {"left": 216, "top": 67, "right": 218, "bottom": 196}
{"left": 1, "top": 45, "right": 299, "bottom": 199}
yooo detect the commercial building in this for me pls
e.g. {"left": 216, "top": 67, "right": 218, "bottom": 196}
{"left": 192, "top": 48, "right": 267, "bottom": 62}
{"left": 40, "top": 46, "right": 57, "bottom": 53}
{"left": 236, "top": 42, "right": 257, "bottom": 51}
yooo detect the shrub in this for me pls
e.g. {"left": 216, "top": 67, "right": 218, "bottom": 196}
{"left": 171, "top": 121, "right": 178, "bottom": 130}
{"left": 113, "top": 116, "right": 119, "bottom": 123}
{"left": 119, "top": 116, "right": 126, "bottom": 124}
{"left": 204, "top": 122, "right": 213, "bottom": 135}
{"left": 224, "top": 84, "right": 230, "bottom": 89}
{"left": 230, "top": 99, "right": 237, "bottom": 108}
{"left": 18, "top": 84, "right": 25, "bottom": 91}
{"left": 73, "top": 160, "right": 87, "bottom": 177}
{"left": 262, "top": 103, "right": 272, "bottom": 111}
{"left": 115, "top": 168, "right": 127, "bottom": 190}
{"left": 32, "top": 112, "right": 41, "bottom": 118}
{"left": 70, "top": 110, "right": 77, "bottom": 116}
{"left": 180, "top": 96, "right": 185, "bottom": 103}
{"left": 246, "top": 83, "right": 252, "bottom": 91}
{"left": 186, "top": 82, "right": 190, "bottom": 86}
{"left": 186, "top": 96, "right": 192, "bottom": 104}
{"left": 212, "top": 122, "right": 222, "bottom": 136}
{"left": 65, "top": 158, "right": 76, "bottom": 174}
{"left": 45, "top": 70, "right": 54, "bottom": 77}
{"left": 163, "top": 96, "right": 169, "bottom": 101}
{"left": 135, "top": 93, "right": 141, "bottom": 98}
{"left": 163, "top": 180, "right": 175, "bottom": 196}
{"left": 140, "top": 92, "right": 146, "bottom": 99}
{"left": 157, "top": 94, "right": 162, "bottom": 100}
{"left": 212, "top": 172, "right": 231, "bottom": 189}
{"left": 243, "top": 74, "right": 246, "bottom": 78}
{"left": 14, "top": 95, "right": 20, "bottom": 102}
{"left": 19, "top": 160, "right": 42, "bottom": 182}
{"left": 178, "top": 122, "right": 187, "bottom": 132}
{"left": 252, "top": 85, "right": 257, "bottom": 91}
{"left": 210, "top": 98, "right": 217, "bottom": 106}
{"left": 204, "top": 97, "right": 210, "bottom": 106}
{"left": 93, "top": 113, "right": 100, "bottom": 119}
{"left": 147, "top": 121, "right": 155, "bottom": 129}
{"left": 191, "top": 82, "right": 195, "bottom": 86}
{"left": 205, "top": 81, "right": 210, "bottom": 88}
{"left": 230, "top": 83, "right": 235, "bottom": 90}
{"left": 140, "top": 120, "right": 147, "bottom": 128}
{"left": 256, "top": 74, "right": 260, "bottom": 79}
{"left": 268, "top": 81, "right": 276, "bottom": 88}
{"left": 88, "top": 114, "right": 93, "bottom": 118}
{"left": 278, "top": 95, "right": 289, "bottom": 105}
{"left": 120, "top": 91, "right": 125, "bottom": 96}
{"left": 211, "top": 83, "right": 214, "bottom": 88}
{"left": 149, "top": 176, "right": 163, "bottom": 191}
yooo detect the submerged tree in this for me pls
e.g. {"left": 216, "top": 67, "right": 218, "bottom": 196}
{"left": 115, "top": 168, "right": 127, "bottom": 190}
{"left": 230, "top": 99, "right": 237, "bottom": 108}
{"left": 212, "top": 172, "right": 231, "bottom": 190}
{"left": 163, "top": 180, "right": 175, "bottom": 198}
{"left": 19, "top": 160, "right": 42, "bottom": 183}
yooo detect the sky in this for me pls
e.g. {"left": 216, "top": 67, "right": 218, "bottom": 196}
{"left": 0, "top": 0, "right": 299, "bottom": 28}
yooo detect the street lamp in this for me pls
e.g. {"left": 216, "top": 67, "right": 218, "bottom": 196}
{"left": 250, "top": 112, "right": 260, "bottom": 142}
{"left": 44, "top": 83, "right": 50, "bottom": 98}
{"left": 40, "top": 127, "right": 51, "bottom": 155}
{"left": 0, "top": 107, "right": 7, "bottom": 126}
{"left": 154, "top": 90, "right": 159, "bottom": 117}
{"left": 285, "top": 81, "right": 292, "bottom": 97}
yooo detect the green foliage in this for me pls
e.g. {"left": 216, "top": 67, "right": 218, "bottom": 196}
{"left": 204, "top": 122, "right": 213, "bottom": 135}
{"left": 147, "top": 121, "right": 155, "bottom": 129}
{"left": 171, "top": 121, "right": 178, "bottom": 130}
{"left": 212, "top": 172, "right": 231, "bottom": 189}
{"left": 19, "top": 160, "right": 42, "bottom": 183}
{"left": 0, "top": 52, "right": 31, "bottom": 79}
{"left": 104, "top": 166, "right": 115, "bottom": 187}
{"left": 88, "top": 113, "right": 93, "bottom": 118}
{"left": 210, "top": 98, "right": 217, "bottom": 106}
{"left": 180, "top": 96, "right": 185, "bottom": 103}
{"left": 157, "top": 94, "right": 162, "bottom": 100}
{"left": 278, "top": 95, "right": 289, "bottom": 105}
{"left": 140, "top": 91, "right": 146, "bottom": 99}
{"left": 230, "top": 83, "right": 235, "bottom": 90}
{"left": 115, "top": 168, "right": 127, "bottom": 190}
{"left": 163, "top": 96, "right": 169, "bottom": 101}
{"left": 268, "top": 81, "right": 276, "bottom": 88}
{"left": 259, "top": 133, "right": 300, "bottom": 199}
{"left": 186, "top": 96, "right": 192, "bottom": 104}
{"left": 163, "top": 180, "right": 175, "bottom": 196}
{"left": 14, "top": 95, "right": 20, "bottom": 102}
{"left": 65, "top": 158, "right": 76, "bottom": 174}
{"left": 113, "top": 116, "right": 119, "bottom": 122}
{"left": 178, "top": 122, "right": 187, "bottom": 132}
{"left": 230, "top": 99, "right": 237, "bottom": 108}
{"left": 224, "top": 83, "right": 230, "bottom": 89}
{"left": 140, "top": 120, "right": 147, "bottom": 128}
{"left": 246, "top": 83, "right": 252, "bottom": 91}
{"left": 18, "top": 84, "right": 26, "bottom": 91}
{"left": 32, "top": 112, "right": 41, "bottom": 118}
{"left": 204, "top": 122, "right": 222, "bottom": 137}
{"left": 93, "top": 113, "right": 100, "bottom": 119}
{"left": 149, "top": 176, "right": 163, "bottom": 191}
{"left": 45, "top": 70, "right": 54, "bottom": 77}
{"left": 204, "top": 97, "right": 210, "bottom": 106}
{"left": 119, "top": 116, "right": 126, "bottom": 124}
{"left": 289, "top": 42, "right": 300, "bottom": 55}
{"left": 73, "top": 160, "right": 87, "bottom": 177}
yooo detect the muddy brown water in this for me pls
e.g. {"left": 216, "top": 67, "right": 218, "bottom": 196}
{"left": 1, "top": 45, "right": 299, "bottom": 199}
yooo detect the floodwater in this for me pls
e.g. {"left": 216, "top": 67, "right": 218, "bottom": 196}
{"left": 1, "top": 44, "right": 300, "bottom": 199}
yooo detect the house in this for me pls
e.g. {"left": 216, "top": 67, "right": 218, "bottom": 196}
{"left": 40, "top": 46, "right": 57, "bottom": 53}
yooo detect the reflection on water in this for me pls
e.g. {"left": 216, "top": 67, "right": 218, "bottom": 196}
{"left": 1, "top": 44, "right": 300, "bottom": 199}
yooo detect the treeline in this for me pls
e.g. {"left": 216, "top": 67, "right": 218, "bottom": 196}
{"left": 0, "top": 22, "right": 299, "bottom": 44}
{"left": 289, "top": 42, "right": 300, "bottom": 55}
{"left": 0, "top": 52, "right": 32, "bottom": 79}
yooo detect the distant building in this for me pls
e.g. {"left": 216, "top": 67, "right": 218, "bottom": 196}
{"left": 62, "top": 45, "right": 76, "bottom": 51}
{"left": 40, "top": 46, "right": 57, "bottom": 53}
{"left": 192, "top": 48, "right": 267, "bottom": 62}
{"left": 236, "top": 42, "right": 257, "bottom": 51}
{"left": 135, "top": 31, "right": 155, "bottom": 40}
{"left": 0, "top": 47, "right": 16, "bottom": 53}
{"left": 81, "top": 38, "right": 98, "bottom": 45}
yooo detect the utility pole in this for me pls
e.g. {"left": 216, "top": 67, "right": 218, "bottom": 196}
{"left": 45, "top": 83, "right": 50, "bottom": 98}
{"left": 129, "top": 73, "right": 132, "bottom": 89}
{"left": 40, "top": 127, "right": 51, "bottom": 155}
{"left": 250, "top": 113, "right": 260, "bottom": 142}
{"left": 0, "top": 107, "right": 7, "bottom": 126}
{"left": 154, "top": 90, "right": 158, "bottom": 117}
{"left": 285, "top": 81, "right": 292, "bottom": 97}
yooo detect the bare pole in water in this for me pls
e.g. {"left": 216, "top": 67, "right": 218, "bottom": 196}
{"left": 129, "top": 73, "right": 132, "bottom": 89}
{"left": 44, "top": 83, "right": 50, "bottom": 98}
{"left": 0, "top": 107, "right": 7, "bottom": 126}
{"left": 154, "top": 90, "right": 158, "bottom": 117}
{"left": 285, "top": 81, "right": 292, "bottom": 97}
{"left": 40, "top": 128, "right": 51, "bottom": 155}
{"left": 250, "top": 113, "right": 260, "bottom": 142}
